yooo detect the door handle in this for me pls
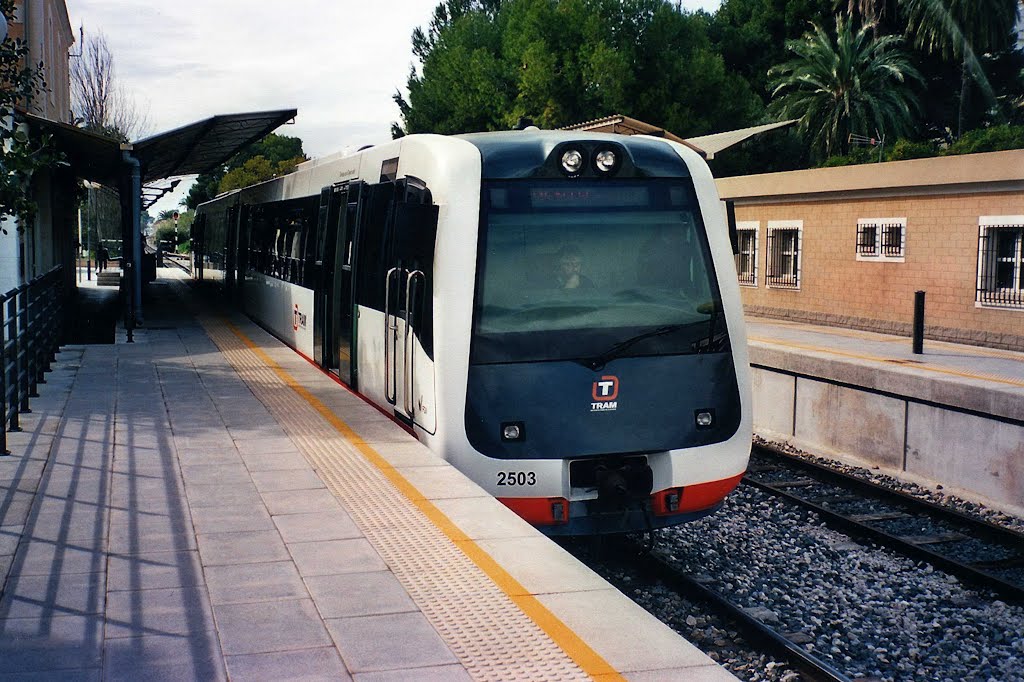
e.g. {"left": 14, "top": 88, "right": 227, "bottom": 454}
{"left": 384, "top": 267, "right": 401, "bottom": 404}
{"left": 403, "top": 270, "right": 423, "bottom": 417}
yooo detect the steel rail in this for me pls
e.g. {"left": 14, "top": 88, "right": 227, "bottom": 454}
{"left": 746, "top": 445, "right": 1024, "bottom": 602}
{"left": 636, "top": 549, "right": 853, "bottom": 682}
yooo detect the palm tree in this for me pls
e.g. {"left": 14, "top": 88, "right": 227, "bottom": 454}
{"left": 898, "top": 0, "right": 1020, "bottom": 136}
{"left": 768, "top": 16, "right": 923, "bottom": 160}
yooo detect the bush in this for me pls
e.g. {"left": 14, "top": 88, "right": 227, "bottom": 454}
{"left": 815, "top": 125, "right": 1024, "bottom": 168}
{"left": 947, "top": 125, "right": 1024, "bottom": 155}
{"left": 886, "top": 138, "right": 935, "bottom": 161}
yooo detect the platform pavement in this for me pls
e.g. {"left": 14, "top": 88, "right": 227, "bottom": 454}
{"left": 745, "top": 316, "right": 1024, "bottom": 399}
{"left": 0, "top": 272, "right": 732, "bottom": 682}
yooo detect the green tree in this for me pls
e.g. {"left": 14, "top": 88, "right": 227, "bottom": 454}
{"left": 183, "top": 133, "right": 306, "bottom": 209}
{"left": 768, "top": 17, "right": 922, "bottom": 160}
{"left": 899, "top": 0, "right": 1020, "bottom": 137}
{"left": 218, "top": 155, "right": 304, "bottom": 194}
{"left": 394, "top": 0, "right": 759, "bottom": 138}
{"left": 0, "top": 0, "right": 60, "bottom": 230}
{"left": 708, "top": 0, "right": 833, "bottom": 101}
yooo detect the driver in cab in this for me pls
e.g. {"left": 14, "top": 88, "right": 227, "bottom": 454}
{"left": 553, "top": 244, "right": 594, "bottom": 290}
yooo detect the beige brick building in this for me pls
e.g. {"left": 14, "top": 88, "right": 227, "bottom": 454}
{"left": 717, "top": 150, "right": 1024, "bottom": 351}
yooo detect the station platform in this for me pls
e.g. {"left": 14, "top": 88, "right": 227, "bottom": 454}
{"left": 0, "top": 270, "right": 731, "bottom": 681}
{"left": 745, "top": 315, "right": 1024, "bottom": 515}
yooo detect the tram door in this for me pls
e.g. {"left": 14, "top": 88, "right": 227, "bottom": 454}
{"left": 314, "top": 183, "right": 358, "bottom": 385}
{"left": 383, "top": 178, "right": 438, "bottom": 431}
{"left": 225, "top": 205, "right": 239, "bottom": 291}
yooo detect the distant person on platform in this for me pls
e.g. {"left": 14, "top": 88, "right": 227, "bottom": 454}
{"left": 552, "top": 244, "right": 594, "bottom": 290}
{"left": 98, "top": 246, "right": 109, "bottom": 272}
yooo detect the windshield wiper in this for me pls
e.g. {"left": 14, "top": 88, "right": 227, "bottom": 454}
{"left": 692, "top": 300, "right": 729, "bottom": 353}
{"left": 585, "top": 325, "right": 685, "bottom": 371}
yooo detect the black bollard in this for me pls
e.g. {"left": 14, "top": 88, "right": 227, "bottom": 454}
{"left": 912, "top": 290, "right": 925, "bottom": 354}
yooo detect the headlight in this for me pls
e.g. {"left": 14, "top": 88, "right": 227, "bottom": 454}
{"left": 560, "top": 149, "right": 584, "bottom": 174}
{"left": 594, "top": 149, "right": 617, "bottom": 173}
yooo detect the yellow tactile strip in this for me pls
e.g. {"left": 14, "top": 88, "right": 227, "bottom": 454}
{"left": 201, "top": 315, "right": 617, "bottom": 682}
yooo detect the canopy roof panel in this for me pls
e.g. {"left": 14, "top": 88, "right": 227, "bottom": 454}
{"left": 21, "top": 108, "right": 297, "bottom": 186}
{"left": 133, "top": 109, "right": 296, "bottom": 183}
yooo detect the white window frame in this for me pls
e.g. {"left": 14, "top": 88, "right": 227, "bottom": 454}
{"left": 856, "top": 217, "right": 906, "bottom": 262}
{"left": 766, "top": 220, "right": 803, "bottom": 290}
{"left": 976, "top": 215, "right": 1024, "bottom": 311}
{"left": 734, "top": 221, "right": 758, "bottom": 287}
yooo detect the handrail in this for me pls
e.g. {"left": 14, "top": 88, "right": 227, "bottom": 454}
{"left": 1, "top": 266, "right": 64, "bottom": 455}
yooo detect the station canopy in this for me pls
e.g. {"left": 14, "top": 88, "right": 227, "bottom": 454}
{"left": 561, "top": 114, "right": 797, "bottom": 160}
{"left": 22, "top": 108, "right": 297, "bottom": 186}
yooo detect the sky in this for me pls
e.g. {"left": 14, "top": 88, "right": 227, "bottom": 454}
{"left": 64, "top": 0, "right": 723, "bottom": 214}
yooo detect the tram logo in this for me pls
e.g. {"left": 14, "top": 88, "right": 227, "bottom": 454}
{"left": 293, "top": 304, "right": 307, "bottom": 331}
{"left": 591, "top": 375, "right": 619, "bottom": 411}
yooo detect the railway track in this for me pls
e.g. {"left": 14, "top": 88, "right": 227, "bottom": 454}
{"left": 745, "top": 445, "right": 1024, "bottom": 602}
{"left": 161, "top": 252, "right": 192, "bottom": 275}
{"left": 632, "top": 547, "right": 854, "bottom": 682}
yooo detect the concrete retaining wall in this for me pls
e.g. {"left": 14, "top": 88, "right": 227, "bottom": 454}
{"left": 749, "top": 345, "right": 1024, "bottom": 514}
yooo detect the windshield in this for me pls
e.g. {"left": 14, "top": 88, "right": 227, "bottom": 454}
{"left": 470, "top": 179, "right": 727, "bottom": 365}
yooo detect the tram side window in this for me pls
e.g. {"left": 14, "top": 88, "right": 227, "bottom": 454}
{"left": 355, "top": 183, "right": 396, "bottom": 311}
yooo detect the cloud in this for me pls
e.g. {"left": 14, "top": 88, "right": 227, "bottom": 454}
{"left": 64, "top": 0, "right": 723, "bottom": 213}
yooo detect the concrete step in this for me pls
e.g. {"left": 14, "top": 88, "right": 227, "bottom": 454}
{"left": 96, "top": 271, "right": 122, "bottom": 287}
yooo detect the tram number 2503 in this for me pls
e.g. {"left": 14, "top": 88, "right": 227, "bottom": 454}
{"left": 497, "top": 471, "right": 536, "bottom": 486}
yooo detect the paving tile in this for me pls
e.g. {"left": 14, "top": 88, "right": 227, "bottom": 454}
{"left": 173, "top": 435, "right": 235, "bottom": 451}
{"left": 272, "top": 510, "right": 362, "bottom": 544}
{"left": 262, "top": 488, "right": 341, "bottom": 516}
{"left": 624, "top": 666, "right": 738, "bottom": 682}
{"left": 432, "top": 495, "right": 537, "bottom": 541}
{"left": 104, "top": 585, "right": 215, "bottom": 639}
{"left": 0, "top": 668, "right": 101, "bottom": 681}
{"left": 0, "top": 571, "right": 106, "bottom": 619}
{"left": 240, "top": 451, "right": 311, "bottom": 472}
{"left": 179, "top": 463, "right": 252, "bottom": 486}
{"left": 475, "top": 536, "right": 608, "bottom": 594}
{"left": 107, "top": 550, "right": 205, "bottom": 592}
{"left": 190, "top": 505, "right": 275, "bottom": 535}
{"left": 396, "top": 466, "right": 488, "bottom": 501}
{"left": 107, "top": 525, "right": 197, "bottom": 555}
{"left": 195, "top": 530, "right": 290, "bottom": 566}
{"left": 287, "top": 539, "right": 388, "bottom": 577}
{"left": 184, "top": 481, "right": 263, "bottom": 509}
{"left": 0, "top": 614, "right": 104, "bottom": 673}
{"left": 233, "top": 436, "right": 300, "bottom": 456}
{"left": 12, "top": 541, "right": 106, "bottom": 576}
{"left": 537, "top": 588, "right": 716, "bottom": 672}
{"left": 351, "top": 665, "right": 473, "bottom": 682}
{"left": 326, "top": 612, "right": 458, "bottom": 673}
{"left": 213, "top": 598, "right": 332, "bottom": 655}
{"left": 364, "top": 441, "right": 444, "bottom": 469}
{"left": 205, "top": 561, "right": 308, "bottom": 605}
{"left": 250, "top": 468, "right": 325, "bottom": 492}
{"left": 0, "top": 525, "right": 22, "bottom": 555}
{"left": 102, "top": 632, "right": 226, "bottom": 681}
{"left": 304, "top": 571, "right": 416, "bottom": 618}
{"left": 225, "top": 647, "right": 352, "bottom": 682}
{"left": 175, "top": 448, "right": 243, "bottom": 467}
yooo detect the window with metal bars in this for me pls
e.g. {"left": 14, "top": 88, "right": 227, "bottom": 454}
{"left": 734, "top": 223, "right": 758, "bottom": 286}
{"left": 856, "top": 218, "right": 905, "bottom": 261}
{"left": 766, "top": 222, "right": 801, "bottom": 289}
{"left": 977, "top": 218, "right": 1024, "bottom": 309}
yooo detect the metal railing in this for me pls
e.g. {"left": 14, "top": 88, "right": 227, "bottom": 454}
{"left": 2, "top": 266, "right": 64, "bottom": 455}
